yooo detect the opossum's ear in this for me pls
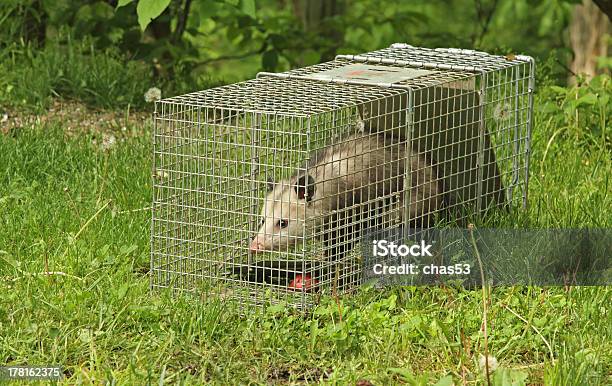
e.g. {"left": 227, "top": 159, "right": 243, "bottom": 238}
{"left": 266, "top": 176, "right": 275, "bottom": 192}
{"left": 295, "top": 174, "right": 315, "bottom": 201}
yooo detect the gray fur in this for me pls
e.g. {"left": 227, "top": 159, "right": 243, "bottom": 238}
{"left": 251, "top": 132, "right": 441, "bottom": 258}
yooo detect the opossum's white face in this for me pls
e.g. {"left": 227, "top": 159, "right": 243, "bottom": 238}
{"left": 249, "top": 176, "right": 316, "bottom": 253}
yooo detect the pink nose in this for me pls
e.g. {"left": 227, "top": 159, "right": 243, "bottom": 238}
{"left": 249, "top": 239, "right": 265, "bottom": 253}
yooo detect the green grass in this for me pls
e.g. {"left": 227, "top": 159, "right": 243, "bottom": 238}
{"left": 0, "top": 36, "right": 221, "bottom": 112}
{"left": 0, "top": 38, "right": 154, "bottom": 112}
{"left": 0, "top": 73, "right": 610, "bottom": 384}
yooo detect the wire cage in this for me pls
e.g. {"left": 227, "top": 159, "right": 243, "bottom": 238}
{"left": 151, "top": 43, "right": 535, "bottom": 310}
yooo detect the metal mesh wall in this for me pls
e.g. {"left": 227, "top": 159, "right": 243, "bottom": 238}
{"left": 151, "top": 43, "right": 534, "bottom": 310}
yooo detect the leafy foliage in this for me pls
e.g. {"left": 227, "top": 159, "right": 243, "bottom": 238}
{"left": 0, "top": 0, "right": 593, "bottom": 86}
{"left": 538, "top": 74, "right": 610, "bottom": 151}
{"left": 135, "top": 0, "right": 172, "bottom": 31}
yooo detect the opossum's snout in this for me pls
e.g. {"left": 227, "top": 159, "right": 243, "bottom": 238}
{"left": 252, "top": 177, "right": 312, "bottom": 253}
{"left": 249, "top": 236, "right": 265, "bottom": 253}
{"left": 249, "top": 218, "right": 267, "bottom": 253}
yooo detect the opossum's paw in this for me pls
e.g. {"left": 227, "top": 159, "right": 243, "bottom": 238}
{"left": 287, "top": 274, "right": 319, "bottom": 292}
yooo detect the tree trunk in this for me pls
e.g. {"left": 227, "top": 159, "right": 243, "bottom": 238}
{"left": 569, "top": 0, "right": 611, "bottom": 83}
{"left": 22, "top": 0, "right": 46, "bottom": 46}
{"left": 291, "top": 0, "right": 345, "bottom": 62}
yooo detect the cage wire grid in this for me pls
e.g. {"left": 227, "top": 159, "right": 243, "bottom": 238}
{"left": 151, "top": 43, "right": 535, "bottom": 310}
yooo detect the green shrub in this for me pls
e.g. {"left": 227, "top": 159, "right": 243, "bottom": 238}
{"left": 0, "top": 38, "right": 154, "bottom": 111}
{"left": 0, "top": 36, "right": 220, "bottom": 111}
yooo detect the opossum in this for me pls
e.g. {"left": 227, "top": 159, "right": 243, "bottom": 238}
{"left": 249, "top": 132, "right": 441, "bottom": 261}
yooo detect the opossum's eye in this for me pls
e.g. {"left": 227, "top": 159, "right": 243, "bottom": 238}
{"left": 259, "top": 218, "right": 264, "bottom": 227}
{"left": 277, "top": 219, "right": 289, "bottom": 229}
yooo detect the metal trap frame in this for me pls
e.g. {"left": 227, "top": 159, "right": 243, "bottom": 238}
{"left": 151, "top": 43, "right": 534, "bottom": 310}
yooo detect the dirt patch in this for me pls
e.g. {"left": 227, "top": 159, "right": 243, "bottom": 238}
{"left": 267, "top": 365, "right": 332, "bottom": 384}
{"left": 0, "top": 99, "right": 153, "bottom": 135}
